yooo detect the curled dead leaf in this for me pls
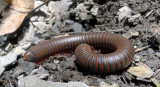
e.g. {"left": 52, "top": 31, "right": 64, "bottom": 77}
{"left": 127, "top": 62, "right": 154, "bottom": 79}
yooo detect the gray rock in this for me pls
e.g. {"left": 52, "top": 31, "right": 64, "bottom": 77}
{"left": 13, "top": 59, "right": 35, "bottom": 77}
{"left": 147, "top": 48, "right": 155, "bottom": 54}
{"left": 0, "top": 46, "right": 24, "bottom": 76}
{"left": 32, "top": 22, "right": 50, "bottom": 34}
{"left": 145, "top": 58, "right": 160, "bottom": 69}
{"left": 51, "top": 64, "right": 57, "bottom": 70}
{"left": 36, "top": 66, "right": 49, "bottom": 74}
{"left": 65, "top": 20, "right": 74, "bottom": 24}
{"left": 71, "top": 22, "right": 83, "bottom": 32}
{"left": 141, "top": 3, "right": 149, "bottom": 12}
{"left": 30, "top": 16, "right": 38, "bottom": 22}
{"left": 43, "top": 63, "right": 57, "bottom": 71}
{"left": 83, "top": 79, "right": 90, "bottom": 85}
{"left": 48, "top": 0, "right": 72, "bottom": 13}
{"left": 122, "top": 33, "right": 130, "bottom": 39}
{"left": 51, "top": 21, "right": 61, "bottom": 33}
{"left": 110, "top": 75, "right": 117, "bottom": 81}
{"left": 118, "top": 6, "right": 132, "bottom": 21}
{"left": 75, "top": 3, "right": 88, "bottom": 20}
{"left": 34, "top": 1, "right": 50, "bottom": 15}
{"left": 97, "top": 79, "right": 103, "bottom": 83}
{"left": 19, "top": 75, "right": 93, "bottom": 87}
{"left": 61, "top": 70, "right": 83, "bottom": 82}
{"left": 0, "top": 35, "right": 7, "bottom": 47}
{"left": 0, "top": 2, "right": 6, "bottom": 12}
{"left": 156, "top": 52, "right": 160, "bottom": 57}
{"left": 90, "top": 5, "right": 99, "bottom": 16}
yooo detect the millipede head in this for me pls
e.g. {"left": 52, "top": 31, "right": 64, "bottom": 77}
{"left": 24, "top": 50, "right": 36, "bottom": 62}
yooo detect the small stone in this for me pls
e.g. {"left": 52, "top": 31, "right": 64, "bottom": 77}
{"left": 122, "top": 33, "right": 130, "bottom": 39}
{"left": 156, "top": 52, "right": 160, "bottom": 57}
{"left": 13, "top": 59, "right": 35, "bottom": 77}
{"left": 54, "top": 59, "right": 60, "bottom": 64}
{"left": 71, "top": 22, "right": 83, "bottom": 32}
{"left": 83, "top": 79, "right": 90, "bottom": 85}
{"left": 147, "top": 48, "right": 155, "bottom": 54}
{"left": 141, "top": 3, "right": 149, "bottom": 12}
{"left": 32, "top": 22, "right": 50, "bottom": 33}
{"left": 134, "top": 46, "right": 138, "bottom": 49}
{"left": 51, "top": 21, "right": 61, "bottom": 33}
{"left": 48, "top": 0, "right": 72, "bottom": 13}
{"left": 131, "top": 32, "right": 139, "bottom": 37}
{"left": 110, "top": 75, "right": 117, "bottom": 81}
{"left": 51, "top": 64, "right": 57, "bottom": 70}
{"left": 97, "top": 79, "right": 103, "bottom": 83}
{"left": 0, "top": 35, "right": 7, "bottom": 47}
{"left": 90, "top": 5, "right": 99, "bottom": 16}
{"left": 124, "top": 26, "right": 130, "bottom": 31}
{"left": 65, "top": 20, "right": 74, "bottom": 24}
{"left": 35, "top": 1, "right": 50, "bottom": 15}
{"left": 30, "top": 16, "right": 38, "bottom": 22}
{"left": 0, "top": 50, "right": 7, "bottom": 56}
{"left": 44, "top": 63, "right": 57, "bottom": 71}
{"left": 118, "top": 6, "right": 132, "bottom": 21}
{"left": 134, "top": 55, "right": 141, "bottom": 62}
{"left": 22, "top": 75, "right": 92, "bottom": 87}
{"left": 36, "top": 66, "right": 49, "bottom": 74}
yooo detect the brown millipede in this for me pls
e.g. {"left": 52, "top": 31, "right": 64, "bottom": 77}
{"left": 24, "top": 32, "right": 135, "bottom": 72}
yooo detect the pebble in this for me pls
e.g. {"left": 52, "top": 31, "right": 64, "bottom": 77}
{"left": 65, "top": 20, "right": 74, "bottom": 24}
{"left": 36, "top": 66, "right": 49, "bottom": 74}
{"left": 155, "top": 52, "right": 160, "bottom": 57}
{"left": 51, "top": 64, "right": 57, "bottom": 70}
{"left": 83, "top": 79, "right": 90, "bottom": 85}
{"left": 90, "top": 5, "right": 99, "bottom": 16}
{"left": 122, "top": 33, "right": 130, "bottom": 39}
{"left": 51, "top": 21, "right": 61, "bottom": 33}
{"left": 71, "top": 22, "right": 83, "bottom": 32}
{"left": 97, "top": 79, "right": 103, "bottom": 83}
{"left": 147, "top": 48, "right": 155, "bottom": 54}
{"left": 118, "top": 6, "right": 132, "bottom": 21}
{"left": 110, "top": 75, "right": 117, "bottom": 81}
{"left": 32, "top": 22, "right": 50, "bottom": 34}
{"left": 48, "top": 0, "right": 72, "bottom": 13}
{"left": 21, "top": 75, "right": 93, "bottom": 87}
{"left": 141, "top": 3, "right": 149, "bottom": 12}
{"left": 44, "top": 63, "right": 57, "bottom": 71}
{"left": 134, "top": 55, "right": 141, "bottom": 62}
{"left": 30, "top": 16, "right": 38, "bottom": 22}
{"left": 13, "top": 59, "right": 35, "bottom": 77}
{"left": 0, "top": 35, "right": 7, "bottom": 47}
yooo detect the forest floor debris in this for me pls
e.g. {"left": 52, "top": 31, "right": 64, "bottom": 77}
{"left": 0, "top": 0, "right": 160, "bottom": 87}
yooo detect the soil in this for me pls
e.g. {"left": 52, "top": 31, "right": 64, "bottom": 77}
{"left": 0, "top": 0, "right": 160, "bottom": 87}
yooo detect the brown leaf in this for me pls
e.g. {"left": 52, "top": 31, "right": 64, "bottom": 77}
{"left": 127, "top": 62, "right": 154, "bottom": 79}
{"left": 0, "top": 0, "right": 34, "bottom": 35}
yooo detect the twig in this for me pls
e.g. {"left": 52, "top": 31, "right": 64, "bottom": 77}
{"left": 135, "top": 46, "right": 149, "bottom": 53}
{"left": 145, "top": 10, "right": 153, "bottom": 17}
{"left": 32, "top": 0, "right": 51, "bottom": 12}
{"left": 107, "top": 29, "right": 124, "bottom": 32}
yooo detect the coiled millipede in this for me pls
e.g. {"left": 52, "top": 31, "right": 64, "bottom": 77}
{"left": 24, "top": 32, "right": 135, "bottom": 72}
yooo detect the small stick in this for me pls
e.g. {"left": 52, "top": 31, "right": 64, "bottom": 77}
{"left": 135, "top": 46, "right": 149, "bottom": 53}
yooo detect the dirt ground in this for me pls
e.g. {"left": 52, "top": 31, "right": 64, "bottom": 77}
{"left": 0, "top": 0, "right": 160, "bottom": 87}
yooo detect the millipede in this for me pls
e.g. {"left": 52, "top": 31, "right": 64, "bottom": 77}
{"left": 24, "top": 32, "right": 135, "bottom": 73}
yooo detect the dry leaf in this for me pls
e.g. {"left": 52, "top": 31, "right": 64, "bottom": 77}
{"left": 127, "top": 62, "right": 154, "bottom": 79}
{"left": 0, "top": 0, "right": 34, "bottom": 35}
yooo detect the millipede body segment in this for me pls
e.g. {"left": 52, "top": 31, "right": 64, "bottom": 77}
{"left": 24, "top": 32, "right": 135, "bottom": 72}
